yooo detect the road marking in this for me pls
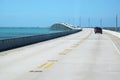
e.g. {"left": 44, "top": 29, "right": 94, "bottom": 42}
{"left": 71, "top": 30, "right": 92, "bottom": 48}
{"left": 111, "top": 39, "right": 120, "bottom": 54}
{"left": 106, "top": 32, "right": 120, "bottom": 54}
{"left": 30, "top": 30, "right": 92, "bottom": 72}
{"left": 44, "top": 62, "right": 55, "bottom": 69}
{"left": 59, "top": 49, "right": 72, "bottom": 55}
{"left": 37, "top": 62, "right": 48, "bottom": 69}
{"left": 71, "top": 43, "right": 79, "bottom": 48}
{"left": 30, "top": 61, "right": 56, "bottom": 72}
{"left": 59, "top": 30, "right": 92, "bottom": 55}
{"left": 63, "top": 49, "right": 72, "bottom": 53}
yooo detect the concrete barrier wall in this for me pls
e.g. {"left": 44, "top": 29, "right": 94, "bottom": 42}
{"left": 103, "top": 30, "right": 120, "bottom": 38}
{"left": 0, "top": 29, "right": 82, "bottom": 51}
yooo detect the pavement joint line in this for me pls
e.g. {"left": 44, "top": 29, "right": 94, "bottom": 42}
{"left": 30, "top": 70, "right": 43, "bottom": 72}
{"left": 59, "top": 53, "right": 66, "bottom": 55}
{"left": 48, "top": 60, "right": 58, "bottom": 62}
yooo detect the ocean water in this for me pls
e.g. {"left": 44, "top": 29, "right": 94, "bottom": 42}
{"left": 0, "top": 27, "right": 62, "bottom": 40}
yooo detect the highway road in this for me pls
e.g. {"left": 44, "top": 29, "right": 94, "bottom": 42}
{"left": 0, "top": 28, "right": 120, "bottom": 80}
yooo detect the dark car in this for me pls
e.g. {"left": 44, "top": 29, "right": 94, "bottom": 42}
{"left": 94, "top": 27, "right": 102, "bottom": 34}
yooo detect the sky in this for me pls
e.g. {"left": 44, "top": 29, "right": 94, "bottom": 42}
{"left": 0, "top": 0, "right": 120, "bottom": 27}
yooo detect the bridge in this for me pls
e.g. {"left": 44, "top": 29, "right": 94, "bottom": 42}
{"left": 0, "top": 28, "right": 120, "bottom": 80}
{"left": 50, "top": 23, "right": 81, "bottom": 30}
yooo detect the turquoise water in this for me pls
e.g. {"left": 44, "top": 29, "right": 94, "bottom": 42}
{"left": 0, "top": 27, "right": 62, "bottom": 40}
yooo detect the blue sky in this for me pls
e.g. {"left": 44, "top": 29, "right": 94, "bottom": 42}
{"left": 0, "top": 0, "right": 120, "bottom": 27}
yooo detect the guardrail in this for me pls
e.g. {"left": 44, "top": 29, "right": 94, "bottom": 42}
{"left": 0, "top": 29, "right": 82, "bottom": 52}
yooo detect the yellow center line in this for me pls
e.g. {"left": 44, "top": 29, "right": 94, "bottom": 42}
{"left": 59, "top": 49, "right": 72, "bottom": 55}
{"left": 71, "top": 44, "right": 79, "bottom": 48}
{"left": 63, "top": 49, "right": 72, "bottom": 53}
{"left": 71, "top": 30, "right": 92, "bottom": 48}
{"left": 31, "top": 31, "right": 92, "bottom": 72}
{"left": 44, "top": 62, "right": 55, "bottom": 69}
{"left": 37, "top": 62, "right": 48, "bottom": 69}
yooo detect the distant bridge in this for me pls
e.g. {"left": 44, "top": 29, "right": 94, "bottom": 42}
{"left": 50, "top": 23, "right": 81, "bottom": 30}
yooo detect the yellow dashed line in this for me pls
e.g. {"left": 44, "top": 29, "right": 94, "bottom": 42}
{"left": 44, "top": 62, "right": 55, "bottom": 69}
{"left": 63, "top": 49, "right": 72, "bottom": 53}
{"left": 31, "top": 30, "right": 92, "bottom": 72}
{"left": 71, "top": 30, "right": 92, "bottom": 48}
{"left": 37, "top": 62, "right": 48, "bottom": 69}
{"left": 71, "top": 44, "right": 79, "bottom": 48}
{"left": 37, "top": 60, "right": 57, "bottom": 70}
{"left": 59, "top": 49, "right": 72, "bottom": 55}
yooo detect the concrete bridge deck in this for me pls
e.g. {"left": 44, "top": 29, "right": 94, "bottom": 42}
{"left": 0, "top": 28, "right": 120, "bottom": 80}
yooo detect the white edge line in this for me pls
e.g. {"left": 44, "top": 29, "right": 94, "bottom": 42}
{"left": 104, "top": 30, "right": 120, "bottom": 54}
{"left": 110, "top": 39, "right": 120, "bottom": 55}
